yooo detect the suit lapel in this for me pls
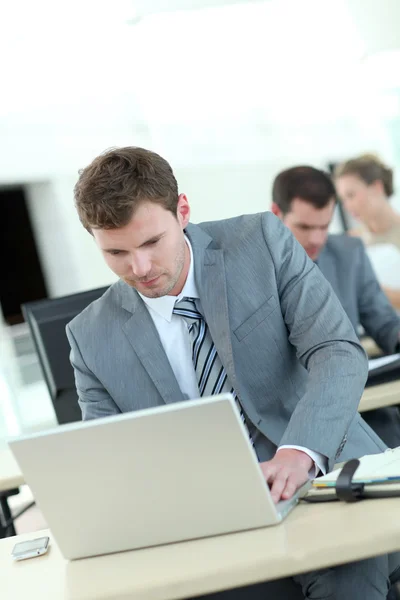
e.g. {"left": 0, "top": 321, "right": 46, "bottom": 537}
{"left": 119, "top": 283, "right": 184, "bottom": 405}
{"left": 186, "top": 225, "right": 239, "bottom": 394}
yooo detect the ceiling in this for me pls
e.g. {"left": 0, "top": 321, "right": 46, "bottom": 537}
{"left": 1, "top": 0, "right": 400, "bottom": 127}
{"left": 1, "top": 0, "right": 400, "bottom": 180}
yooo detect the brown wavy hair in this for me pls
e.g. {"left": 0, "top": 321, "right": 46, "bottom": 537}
{"left": 74, "top": 147, "right": 179, "bottom": 232}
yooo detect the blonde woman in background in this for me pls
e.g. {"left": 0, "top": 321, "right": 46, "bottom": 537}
{"left": 335, "top": 154, "right": 400, "bottom": 309}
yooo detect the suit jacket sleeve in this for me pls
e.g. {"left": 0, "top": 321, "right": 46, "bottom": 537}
{"left": 261, "top": 213, "right": 368, "bottom": 456}
{"left": 355, "top": 239, "right": 400, "bottom": 354}
{"left": 66, "top": 323, "right": 121, "bottom": 420}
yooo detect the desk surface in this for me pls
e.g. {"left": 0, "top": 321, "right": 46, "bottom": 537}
{"left": 2, "top": 497, "right": 400, "bottom": 600}
{"left": 0, "top": 447, "right": 24, "bottom": 493}
{"left": 361, "top": 336, "right": 383, "bottom": 358}
{"left": 359, "top": 336, "right": 400, "bottom": 412}
{"left": 359, "top": 380, "right": 400, "bottom": 412}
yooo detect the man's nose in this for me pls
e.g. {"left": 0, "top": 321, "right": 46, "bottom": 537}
{"left": 309, "top": 229, "right": 325, "bottom": 246}
{"left": 130, "top": 254, "right": 151, "bottom": 279}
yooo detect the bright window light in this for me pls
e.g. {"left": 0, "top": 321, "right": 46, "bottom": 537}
{"left": 129, "top": 0, "right": 365, "bottom": 124}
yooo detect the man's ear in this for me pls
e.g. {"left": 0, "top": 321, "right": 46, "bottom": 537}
{"left": 177, "top": 193, "right": 190, "bottom": 228}
{"left": 271, "top": 203, "right": 283, "bottom": 219}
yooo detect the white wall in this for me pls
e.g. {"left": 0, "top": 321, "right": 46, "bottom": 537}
{"left": 26, "top": 179, "right": 118, "bottom": 298}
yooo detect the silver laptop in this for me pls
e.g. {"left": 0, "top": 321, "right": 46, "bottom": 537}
{"left": 8, "top": 393, "right": 308, "bottom": 560}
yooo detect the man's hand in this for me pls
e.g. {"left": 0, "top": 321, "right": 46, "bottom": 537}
{"left": 259, "top": 449, "right": 313, "bottom": 503}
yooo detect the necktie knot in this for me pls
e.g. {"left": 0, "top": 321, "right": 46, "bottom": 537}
{"left": 173, "top": 297, "right": 202, "bottom": 327}
{"left": 174, "top": 296, "right": 198, "bottom": 311}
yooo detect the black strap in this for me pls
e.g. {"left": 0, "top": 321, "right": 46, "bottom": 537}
{"left": 335, "top": 459, "right": 365, "bottom": 502}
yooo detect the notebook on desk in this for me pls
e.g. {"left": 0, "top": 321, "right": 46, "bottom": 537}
{"left": 306, "top": 447, "right": 400, "bottom": 502}
{"left": 366, "top": 354, "right": 400, "bottom": 387}
{"left": 314, "top": 447, "right": 400, "bottom": 487}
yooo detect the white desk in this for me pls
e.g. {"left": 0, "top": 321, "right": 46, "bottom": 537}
{"left": 359, "top": 380, "right": 400, "bottom": 412}
{"left": 0, "top": 447, "right": 25, "bottom": 538}
{"left": 359, "top": 334, "right": 400, "bottom": 411}
{"left": 0, "top": 448, "right": 24, "bottom": 493}
{"left": 2, "top": 498, "right": 400, "bottom": 600}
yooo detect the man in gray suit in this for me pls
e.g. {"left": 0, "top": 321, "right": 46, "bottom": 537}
{"left": 68, "top": 147, "right": 398, "bottom": 599}
{"left": 272, "top": 165, "right": 400, "bottom": 448}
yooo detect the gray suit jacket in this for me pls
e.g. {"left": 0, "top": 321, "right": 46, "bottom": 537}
{"left": 317, "top": 235, "right": 400, "bottom": 355}
{"left": 67, "top": 212, "right": 385, "bottom": 470}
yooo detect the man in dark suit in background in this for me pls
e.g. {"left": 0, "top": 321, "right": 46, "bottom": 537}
{"left": 272, "top": 165, "right": 400, "bottom": 447}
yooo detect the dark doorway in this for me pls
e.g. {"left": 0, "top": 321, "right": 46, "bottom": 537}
{"left": 0, "top": 186, "right": 48, "bottom": 325}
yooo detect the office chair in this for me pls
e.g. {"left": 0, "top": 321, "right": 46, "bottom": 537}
{"left": 0, "top": 488, "right": 35, "bottom": 538}
{"left": 22, "top": 286, "right": 109, "bottom": 425}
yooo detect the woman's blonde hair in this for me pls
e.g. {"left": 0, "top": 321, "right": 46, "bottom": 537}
{"left": 334, "top": 153, "right": 394, "bottom": 197}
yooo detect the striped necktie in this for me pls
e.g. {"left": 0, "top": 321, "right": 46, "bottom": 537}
{"left": 173, "top": 297, "right": 253, "bottom": 443}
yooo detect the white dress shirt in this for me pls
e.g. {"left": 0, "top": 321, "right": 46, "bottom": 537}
{"left": 139, "top": 238, "right": 326, "bottom": 477}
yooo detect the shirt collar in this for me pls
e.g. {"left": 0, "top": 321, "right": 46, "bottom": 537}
{"left": 138, "top": 235, "right": 198, "bottom": 322}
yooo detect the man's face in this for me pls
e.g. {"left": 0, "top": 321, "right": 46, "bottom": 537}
{"left": 93, "top": 195, "right": 191, "bottom": 298}
{"left": 274, "top": 197, "right": 335, "bottom": 260}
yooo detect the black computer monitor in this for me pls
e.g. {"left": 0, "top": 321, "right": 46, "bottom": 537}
{"left": 22, "top": 286, "right": 109, "bottom": 424}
